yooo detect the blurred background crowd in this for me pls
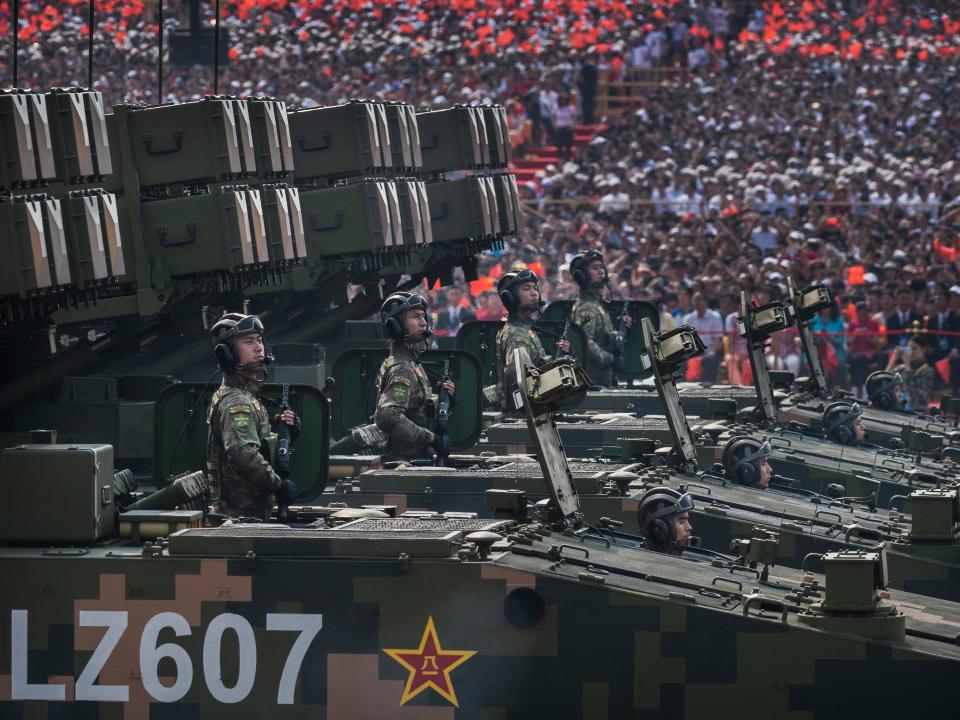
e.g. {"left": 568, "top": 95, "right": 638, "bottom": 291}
{"left": 3, "top": 0, "right": 960, "bottom": 406}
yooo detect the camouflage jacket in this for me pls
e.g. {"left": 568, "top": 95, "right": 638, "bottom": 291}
{"left": 496, "top": 315, "right": 547, "bottom": 412}
{"left": 374, "top": 343, "right": 435, "bottom": 458}
{"left": 206, "top": 374, "right": 280, "bottom": 519}
{"left": 572, "top": 293, "right": 616, "bottom": 386}
{"left": 894, "top": 362, "right": 936, "bottom": 412}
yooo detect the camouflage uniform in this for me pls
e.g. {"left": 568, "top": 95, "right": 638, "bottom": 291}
{"left": 572, "top": 293, "right": 616, "bottom": 386}
{"left": 206, "top": 373, "right": 281, "bottom": 519}
{"left": 496, "top": 315, "right": 548, "bottom": 412}
{"left": 374, "top": 344, "right": 435, "bottom": 459}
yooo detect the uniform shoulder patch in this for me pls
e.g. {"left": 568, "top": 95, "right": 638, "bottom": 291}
{"left": 389, "top": 384, "right": 411, "bottom": 403}
{"left": 228, "top": 403, "right": 253, "bottom": 415}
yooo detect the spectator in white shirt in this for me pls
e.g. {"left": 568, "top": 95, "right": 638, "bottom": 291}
{"left": 683, "top": 292, "right": 724, "bottom": 382}
{"left": 553, "top": 93, "right": 578, "bottom": 160}
{"left": 750, "top": 213, "right": 779, "bottom": 255}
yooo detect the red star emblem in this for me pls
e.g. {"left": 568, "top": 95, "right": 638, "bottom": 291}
{"left": 383, "top": 616, "right": 477, "bottom": 707}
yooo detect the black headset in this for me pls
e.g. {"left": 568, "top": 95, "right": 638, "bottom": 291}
{"left": 210, "top": 314, "right": 266, "bottom": 374}
{"left": 823, "top": 401, "right": 861, "bottom": 444}
{"left": 866, "top": 371, "right": 899, "bottom": 411}
{"left": 637, "top": 487, "right": 693, "bottom": 547}
{"left": 497, "top": 269, "right": 539, "bottom": 313}
{"left": 721, "top": 436, "right": 772, "bottom": 486}
{"left": 382, "top": 292, "right": 432, "bottom": 342}
{"left": 570, "top": 250, "right": 606, "bottom": 289}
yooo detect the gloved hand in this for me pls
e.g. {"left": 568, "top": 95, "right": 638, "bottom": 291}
{"left": 276, "top": 411, "right": 301, "bottom": 443}
{"left": 431, "top": 432, "right": 453, "bottom": 458}
{"left": 276, "top": 477, "right": 299, "bottom": 505}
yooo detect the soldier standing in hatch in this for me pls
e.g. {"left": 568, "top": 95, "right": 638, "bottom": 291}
{"left": 494, "top": 269, "right": 570, "bottom": 413}
{"left": 569, "top": 250, "right": 632, "bottom": 386}
{"left": 375, "top": 292, "right": 456, "bottom": 460}
{"left": 207, "top": 313, "right": 300, "bottom": 520}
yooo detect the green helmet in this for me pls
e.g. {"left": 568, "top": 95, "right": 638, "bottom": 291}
{"left": 381, "top": 292, "right": 432, "bottom": 342}
{"left": 497, "top": 268, "right": 540, "bottom": 312}
{"left": 209, "top": 313, "right": 266, "bottom": 373}
{"left": 570, "top": 249, "right": 607, "bottom": 289}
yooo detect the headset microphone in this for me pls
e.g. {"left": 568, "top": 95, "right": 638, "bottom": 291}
{"left": 237, "top": 354, "right": 275, "bottom": 372}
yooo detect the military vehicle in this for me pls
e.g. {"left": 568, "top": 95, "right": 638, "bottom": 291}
{"left": 485, "top": 281, "right": 960, "bottom": 456}
{"left": 4, "top": 343, "right": 960, "bottom": 717}
{"left": 774, "top": 280, "right": 960, "bottom": 452}
{"left": 481, "top": 308, "right": 960, "bottom": 506}
{"left": 0, "top": 91, "right": 523, "bottom": 476}
{"left": 319, "top": 321, "right": 960, "bottom": 601}
{"left": 458, "top": 301, "right": 760, "bottom": 419}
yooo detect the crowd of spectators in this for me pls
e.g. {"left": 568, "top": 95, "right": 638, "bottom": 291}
{"left": 4, "top": 0, "right": 960, "bottom": 406}
{"left": 426, "top": 0, "right": 960, "bottom": 408}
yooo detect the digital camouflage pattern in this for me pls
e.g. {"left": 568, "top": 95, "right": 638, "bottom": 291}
{"left": 3, "top": 516, "right": 960, "bottom": 718}
{"left": 374, "top": 343, "right": 435, "bottom": 458}
{"left": 206, "top": 374, "right": 280, "bottom": 519}
{"left": 572, "top": 294, "right": 616, "bottom": 386}
{"left": 495, "top": 316, "right": 547, "bottom": 412}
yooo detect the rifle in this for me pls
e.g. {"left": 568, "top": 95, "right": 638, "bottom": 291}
{"left": 559, "top": 317, "right": 572, "bottom": 356}
{"left": 614, "top": 298, "right": 631, "bottom": 376}
{"left": 276, "top": 384, "right": 292, "bottom": 521}
{"left": 435, "top": 359, "right": 452, "bottom": 467}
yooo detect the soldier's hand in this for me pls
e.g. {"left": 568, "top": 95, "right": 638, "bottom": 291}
{"left": 621, "top": 314, "right": 634, "bottom": 328}
{"left": 276, "top": 410, "right": 301, "bottom": 442}
{"left": 441, "top": 379, "right": 456, "bottom": 397}
{"left": 276, "top": 477, "right": 299, "bottom": 505}
{"left": 558, "top": 339, "right": 571, "bottom": 353}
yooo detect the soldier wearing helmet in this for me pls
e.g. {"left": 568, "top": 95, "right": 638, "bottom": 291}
{"left": 494, "top": 268, "right": 570, "bottom": 412}
{"left": 636, "top": 486, "right": 695, "bottom": 555}
{"left": 374, "top": 291, "right": 456, "bottom": 460}
{"left": 569, "top": 250, "right": 632, "bottom": 386}
{"left": 822, "top": 401, "right": 866, "bottom": 445}
{"left": 206, "top": 313, "right": 300, "bottom": 520}
{"left": 721, "top": 436, "right": 774, "bottom": 489}
{"left": 865, "top": 371, "right": 902, "bottom": 412}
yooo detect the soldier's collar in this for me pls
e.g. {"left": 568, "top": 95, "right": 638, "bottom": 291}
{"left": 224, "top": 373, "right": 262, "bottom": 393}
{"left": 510, "top": 310, "right": 537, "bottom": 325}
{"left": 394, "top": 341, "right": 425, "bottom": 359}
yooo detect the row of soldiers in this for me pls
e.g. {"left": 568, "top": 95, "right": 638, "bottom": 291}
{"left": 199, "top": 250, "right": 627, "bottom": 518}
{"left": 200, "top": 250, "right": 870, "bottom": 555}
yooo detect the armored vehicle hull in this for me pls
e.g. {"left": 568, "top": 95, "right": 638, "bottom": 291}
{"left": 320, "top": 456, "right": 960, "bottom": 603}
{"left": 481, "top": 416, "right": 958, "bottom": 508}
{"left": 3, "top": 519, "right": 960, "bottom": 718}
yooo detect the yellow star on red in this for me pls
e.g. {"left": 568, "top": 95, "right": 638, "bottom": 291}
{"left": 383, "top": 616, "right": 477, "bottom": 707}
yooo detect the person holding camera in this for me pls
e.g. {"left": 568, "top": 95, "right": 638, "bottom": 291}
{"left": 885, "top": 334, "right": 935, "bottom": 412}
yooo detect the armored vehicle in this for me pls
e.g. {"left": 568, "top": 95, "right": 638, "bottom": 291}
{"left": 5, "top": 342, "right": 960, "bottom": 717}
{"left": 738, "top": 281, "right": 960, "bottom": 455}
{"left": 322, "top": 322, "right": 960, "bottom": 602}
{"left": 0, "top": 91, "right": 522, "bottom": 476}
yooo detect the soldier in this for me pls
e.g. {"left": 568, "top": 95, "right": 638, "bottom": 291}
{"left": 822, "top": 401, "right": 866, "bottom": 445}
{"left": 494, "top": 268, "right": 569, "bottom": 413}
{"left": 207, "top": 313, "right": 299, "bottom": 520}
{"left": 636, "top": 486, "right": 695, "bottom": 556}
{"left": 569, "top": 250, "right": 632, "bottom": 386}
{"left": 721, "top": 436, "right": 774, "bottom": 488}
{"left": 865, "top": 371, "right": 901, "bottom": 411}
{"left": 374, "top": 291, "right": 456, "bottom": 460}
